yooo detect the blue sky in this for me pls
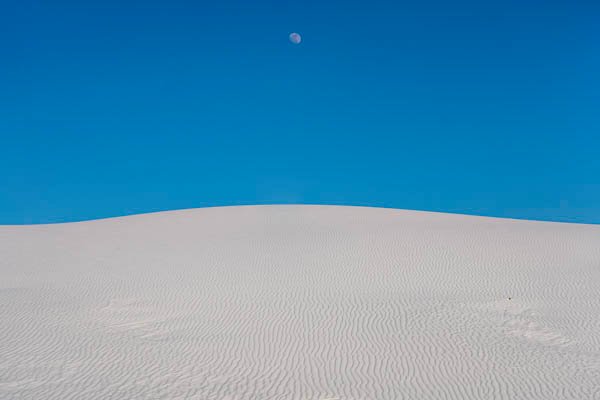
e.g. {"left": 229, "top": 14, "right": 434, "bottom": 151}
{"left": 1, "top": 0, "right": 599, "bottom": 224}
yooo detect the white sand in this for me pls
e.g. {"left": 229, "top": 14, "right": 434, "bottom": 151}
{"left": 1, "top": 205, "right": 599, "bottom": 399}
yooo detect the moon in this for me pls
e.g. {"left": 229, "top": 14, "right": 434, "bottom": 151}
{"left": 289, "top": 32, "right": 302, "bottom": 44}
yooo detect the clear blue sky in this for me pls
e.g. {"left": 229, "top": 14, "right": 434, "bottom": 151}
{"left": 2, "top": 0, "right": 599, "bottom": 224}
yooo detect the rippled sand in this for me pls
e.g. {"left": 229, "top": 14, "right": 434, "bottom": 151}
{"left": 1, "top": 206, "right": 599, "bottom": 399}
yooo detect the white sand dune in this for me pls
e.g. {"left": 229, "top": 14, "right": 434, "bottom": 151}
{"left": 1, "top": 205, "right": 599, "bottom": 399}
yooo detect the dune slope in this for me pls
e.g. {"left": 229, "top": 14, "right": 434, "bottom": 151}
{"left": 1, "top": 205, "right": 599, "bottom": 399}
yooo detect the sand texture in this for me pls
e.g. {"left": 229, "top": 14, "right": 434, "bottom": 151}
{"left": 1, "top": 205, "right": 599, "bottom": 399}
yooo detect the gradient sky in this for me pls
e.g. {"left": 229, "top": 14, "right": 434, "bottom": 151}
{"left": 2, "top": 0, "right": 599, "bottom": 224}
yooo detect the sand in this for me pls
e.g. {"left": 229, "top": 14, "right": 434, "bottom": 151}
{"left": 1, "top": 205, "right": 599, "bottom": 399}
